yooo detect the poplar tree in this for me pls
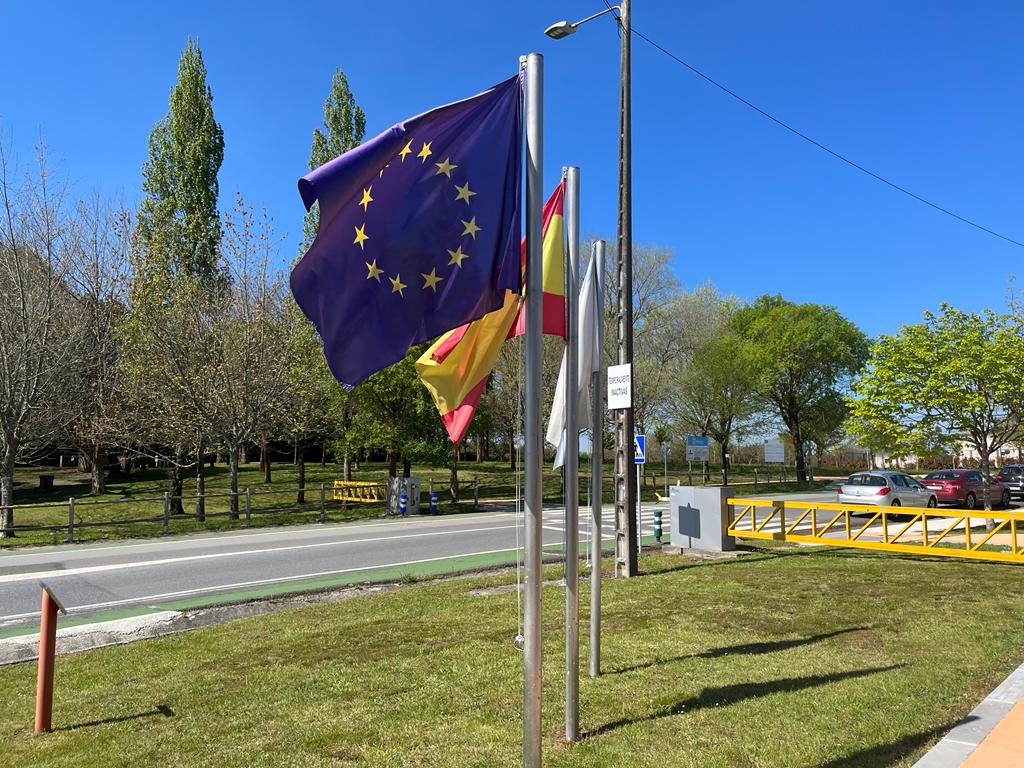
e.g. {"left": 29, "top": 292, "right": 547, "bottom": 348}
{"left": 126, "top": 38, "right": 224, "bottom": 514}
{"left": 284, "top": 67, "right": 366, "bottom": 492}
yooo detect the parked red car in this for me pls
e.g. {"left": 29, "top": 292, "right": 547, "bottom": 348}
{"left": 921, "top": 469, "right": 1010, "bottom": 508}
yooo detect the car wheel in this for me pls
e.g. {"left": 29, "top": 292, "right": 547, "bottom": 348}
{"left": 1002, "top": 490, "right": 1011, "bottom": 508}
{"left": 927, "top": 496, "right": 937, "bottom": 508}
{"left": 890, "top": 499, "right": 901, "bottom": 507}
{"left": 965, "top": 492, "right": 977, "bottom": 510}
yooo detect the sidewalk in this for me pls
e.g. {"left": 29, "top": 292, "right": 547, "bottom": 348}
{"left": 914, "top": 660, "right": 1024, "bottom": 766}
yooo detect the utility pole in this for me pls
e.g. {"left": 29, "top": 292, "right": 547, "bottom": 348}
{"left": 613, "top": 0, "right": 638, "bottom": 578}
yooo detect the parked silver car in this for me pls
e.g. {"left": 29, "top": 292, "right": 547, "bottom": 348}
{"left": 838, "top": 471, "right": 938, "bottom": 509}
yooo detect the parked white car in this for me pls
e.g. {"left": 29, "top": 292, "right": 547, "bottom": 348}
{"left": 838, "top": 471, "right": 938, "bottom": 509}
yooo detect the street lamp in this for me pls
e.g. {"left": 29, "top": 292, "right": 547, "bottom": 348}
{"left": 546, "top": 0, "right": 636, "bottom": 579}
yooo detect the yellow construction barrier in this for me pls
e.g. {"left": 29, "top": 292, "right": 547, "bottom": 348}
{"left": 727, "top": 498, "right": 1024, "bottom": 564}
{"left": 332, "top": 480, "right": 387, "bottom": 503}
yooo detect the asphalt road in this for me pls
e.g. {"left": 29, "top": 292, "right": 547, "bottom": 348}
{"left": 0, "top": 505, "right": 668, "bottom": 637}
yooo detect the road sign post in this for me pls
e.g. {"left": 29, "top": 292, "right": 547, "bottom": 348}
{"left": 634, "top": 435, "right": 645, "bottom": 556}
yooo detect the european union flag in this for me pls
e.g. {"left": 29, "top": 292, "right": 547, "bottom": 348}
{"left": 291, "top": 74, "right": 523, "bottom": 388}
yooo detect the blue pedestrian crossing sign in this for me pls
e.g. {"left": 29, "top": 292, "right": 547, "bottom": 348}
{"left": 634, "top": 434, "right": 646, "bottom": 464}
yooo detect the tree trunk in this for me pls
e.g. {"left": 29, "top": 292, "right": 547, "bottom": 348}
{"left": 228, "top": 444, "right": 240, "bottom": 519}
{"left": 196, "top": 442, "right": 206, "bottom": 522}
{"left": 450, "top": 444, "right": 460, "bottom": 501}
{"left": 792, "top": 423, "right": 808, "bottom": 483}
{"left": 261, "top": 436, "right": 271, "bottom": 484}
{"left": 240, "top": 445, "right": 248, "bottom": 465}
{"left": 171, "top": 447, "right": 185, "bottom": 515}
{"left": 296, "top": 441, "right": 305, "bottom": 504}
{"left": 0, "top": 441, "right": 16, "bottom": 538}
{"left": 402, "top": 457, "right": 411, "bottom": 478}
{"left": 293, "top": 442, "right": 298, "bottom": 465}
{"left": 388, "top": 450, "right": 398, "bottom": 478}
{"left": 980, "top": 452, "right": 994, "bottom": 518}
{"left": 721, "top": 440, "right": 730, "bottom": 486}
{"left": 508, "top": 430, "right": 516, "bottom": 471}
{"left": 320, "top": 441, "right": 326, "bottom": 467}
{"left": 476, "top": 433, "right": 483, "bottom": 464}
{"left": 93, "top": 449, "right": 108, "bottom": 495}
{"left": 343, "top": 448, "right": 352, "bottom": 482}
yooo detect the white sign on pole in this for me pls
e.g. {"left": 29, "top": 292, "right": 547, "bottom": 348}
{"left": 685, "top": 436, "right": 710, "bottom": 462}
{"left": 606, "top": 363, "right": 632, "bottom": 410}
{"left": 764, "top": 440, "right": 786, "bottom": 464}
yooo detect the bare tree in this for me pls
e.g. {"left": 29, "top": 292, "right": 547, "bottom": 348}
{"left": 0, "top": 140, "right": 80, "bottom": 535}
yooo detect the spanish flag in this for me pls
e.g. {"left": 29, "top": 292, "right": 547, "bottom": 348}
{"left": 416, "top": 181, "right": 566, "bottom": 443}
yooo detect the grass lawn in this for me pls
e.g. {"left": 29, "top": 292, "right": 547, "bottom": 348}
{"left": 4, "top": 460, "right": 834, "bottom": 548}
{"left": 1, "top": 545, "right": 1021, "bottom": 767}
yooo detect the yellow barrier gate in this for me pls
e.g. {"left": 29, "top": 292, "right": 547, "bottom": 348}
{"left": 727, "top": 498, "right": 1024, "bottom": 564}
{"left": 332, "top": 480, "right": 387, "bottom": 503}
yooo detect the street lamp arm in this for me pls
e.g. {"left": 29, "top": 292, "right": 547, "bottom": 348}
{"left": 544, "top": 5, "right": 620, "bottom": 39}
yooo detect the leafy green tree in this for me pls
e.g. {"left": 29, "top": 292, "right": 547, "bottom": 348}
{"left": 848, "top": 305, "right": 1024, "bottom": 507}
{"left": 136, "top": 38, "right": 224, "bottom": 286}
{"left": 301, "top": 67, "right": 366, "bottom": 250}
{"left": 735, "top": 296, "right": 868, "bottom": 483}
{"left": 127, "top": 38, "right": 225, "bottom": 513}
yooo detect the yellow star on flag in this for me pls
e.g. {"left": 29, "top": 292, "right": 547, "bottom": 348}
{"left": 454, "top": 181, "right": 476, "bottom": 204}
{"left": 434, "top": 157, "right": 457, "bottom": 178}
{"left": 358, "top": 186, "right": 374, "bottom": 211}
{"left": 365, "top": 259, "right": 383, "bottom": 282}
{"left": 417, "top": 141, "right": 433, "bottom": 162}
{"left": 421, "top": 267, "right": 444, "bottom": 291}
{"left": 353, "top": 224, "right": 369, "bottom": 250}
{"left": 389, "top": 274, "right": 407, "bottom": 296}
{"left": 461, "top": 216, "right": 481, "bottom": 240}
{"left": 399, "top": 140, "right": 414, "bottom": 161}
{"left": 447, "top": 245, "right": 469, "bottom": 268}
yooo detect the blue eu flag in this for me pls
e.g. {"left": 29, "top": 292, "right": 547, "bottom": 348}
{"left": 291, "top": 74, "right": 523, "bottom": 388}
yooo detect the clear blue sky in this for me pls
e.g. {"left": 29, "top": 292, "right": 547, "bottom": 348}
{"left": 3, "top": 0, "right": 1022, "bottom": 337}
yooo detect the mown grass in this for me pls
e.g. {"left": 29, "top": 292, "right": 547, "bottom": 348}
{"left": 4, "top": 460, "right": 836, "bottom": 548}
{"left": 1, "top": 547, "right": 1021, "bottom": 767}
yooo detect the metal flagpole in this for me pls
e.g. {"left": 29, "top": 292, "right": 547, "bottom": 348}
{"left": 590, "top": 239, "right": 606, "bottom": 678}
{"left": 563, "top": 165, "right": 580, "bottom": 742}
{"left": 521, "top": 51, "right": 544, "bottom": 768}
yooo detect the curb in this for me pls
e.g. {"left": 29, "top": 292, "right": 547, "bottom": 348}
{"left": 913, "top": 659, "right": 1024, "bottom": 766}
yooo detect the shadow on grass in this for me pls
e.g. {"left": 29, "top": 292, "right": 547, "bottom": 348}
{"left": 608, "top": 626, "right": 870, "bottom": 675}
{"left": 585, "top": 665, "right": 903, "bottom": 738}
{"left": 814, "top": 717, "right": 976, "bottom": 768}
{"left": 54, "top": 704, "right": 175, "bottom": 732}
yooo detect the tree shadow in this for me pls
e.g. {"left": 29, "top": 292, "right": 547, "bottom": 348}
{"left": 607, "top": 626, "right": 871, "bottom": 675}
{"left": 53, "top": 704, "right": 175, "bottom": 731}
{"left": 814, "top": 716, "right": 977, "bottom": 768}
{"left": 585, "top": 665, "right": 903, "bottom": 738}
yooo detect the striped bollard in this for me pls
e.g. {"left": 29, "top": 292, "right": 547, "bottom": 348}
{"left": 399, "top": 491, "right": 408, "bottom": 517}
{"left": 654, "top": 508, "right": 663, "bottom": 542}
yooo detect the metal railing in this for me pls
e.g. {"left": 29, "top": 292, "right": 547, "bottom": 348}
{"left": 727, "top": 497, "right": 1024, "bottom": 564}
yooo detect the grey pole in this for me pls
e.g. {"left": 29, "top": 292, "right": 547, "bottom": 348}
{"left": 522, "top": 51, "right": 544, "bottom": 768}
{"left": 614, "top": 0, "right": 638, "bottom": 578}
{"left": 563, "top": 165, "right": 580, "bottom": 742}
{"left": 590, "top": 239, "right": 606, "bottom": 678}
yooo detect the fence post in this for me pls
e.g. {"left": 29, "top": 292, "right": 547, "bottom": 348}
{"left": 162, "top": 492, "right": 170, "bottom": 534}
{"left": 319, "top": 483, "right": 326, "bottom": 523}
{"left": 66, "top": 498, "right": 75, "bottom": 544}
{"left": 244, "top": 487, "right": 252, "bottom": 528}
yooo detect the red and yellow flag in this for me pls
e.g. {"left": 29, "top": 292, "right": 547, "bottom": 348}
{"left": 416, "top": 181, "right": 566, "bottom": 443}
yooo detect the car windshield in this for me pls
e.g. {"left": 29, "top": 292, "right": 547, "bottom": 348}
{"left": 999, "top": 467, "right": 1022, "bottom": 476}
{"left": 924, "top": 471, "right": 961, "bottom": 480}
{"left": 845, "top": 474, "right": 886, "bottom": 487}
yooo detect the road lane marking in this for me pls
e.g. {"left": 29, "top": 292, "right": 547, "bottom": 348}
{"left": 0, "top": 523, "right": 531, "bottom": 584}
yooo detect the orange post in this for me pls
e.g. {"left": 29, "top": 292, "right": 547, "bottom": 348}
{"left": 34, "top": 584, "right": 63, "bottom": 734}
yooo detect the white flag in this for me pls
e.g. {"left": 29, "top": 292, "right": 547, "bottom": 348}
{"left": 547, "top": 249, "right": 601, "bottom": 468}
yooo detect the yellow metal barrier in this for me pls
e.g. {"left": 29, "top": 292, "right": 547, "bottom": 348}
{"left": 332, "top": 480, "right": 386, "bottom": 503}
{"left": 727, "top": 498, "right": 1024, "bottom": 564}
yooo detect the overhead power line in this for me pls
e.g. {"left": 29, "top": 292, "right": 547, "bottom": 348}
{"left": 621, "top": 21, "right": 1024, "bottom": 249}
